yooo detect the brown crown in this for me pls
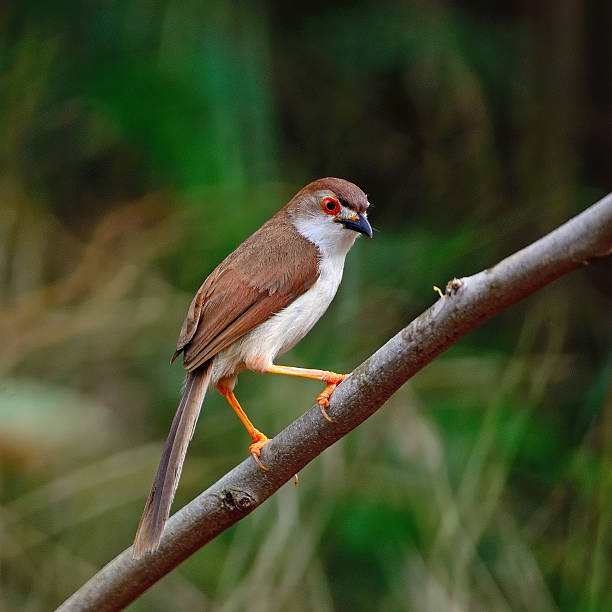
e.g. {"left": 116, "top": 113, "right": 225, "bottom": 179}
{"left": 301, "top": 177, "right": 369, "bottom": 214}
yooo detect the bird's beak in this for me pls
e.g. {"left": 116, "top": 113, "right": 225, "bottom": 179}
{"left": 337, "top": 212, "right": 373, "bottom": 238}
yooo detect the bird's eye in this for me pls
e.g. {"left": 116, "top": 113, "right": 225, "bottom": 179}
{"left": 321, "top": 197, "right": 340, "bottom": 215}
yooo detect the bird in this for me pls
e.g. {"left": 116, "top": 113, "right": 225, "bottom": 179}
{"left": 132, "top": 177, "right": 372, "bottom": 558}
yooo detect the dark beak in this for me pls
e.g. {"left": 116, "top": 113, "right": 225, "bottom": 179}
{"left": 338, "top": 212, "right": 373, "bottom": 238}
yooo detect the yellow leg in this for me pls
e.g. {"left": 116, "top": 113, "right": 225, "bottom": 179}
{"left": 217, "top": 383, "right": 269, "bottom": 470}
{"left": 263, "top": 365, "right": 348, "bottom": 423}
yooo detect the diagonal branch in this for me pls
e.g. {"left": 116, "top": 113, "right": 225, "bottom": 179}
{"left": 58, "top": 193, "right": 612, "bottom": 611}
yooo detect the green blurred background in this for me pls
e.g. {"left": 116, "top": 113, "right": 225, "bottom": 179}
{"left": 1, "top": 1, "right": 611, "bottom": 610}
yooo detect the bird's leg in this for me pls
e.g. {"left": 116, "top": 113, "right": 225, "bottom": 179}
{"left": 263, "top": 365, "right": 348, "bottom": 423}
{"left": 216, "top": 383, "right": 269, "bottom": 470}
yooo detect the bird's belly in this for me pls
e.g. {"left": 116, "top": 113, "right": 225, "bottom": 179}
{"left": 256, "top": 280, "right": 335, "bottom": 357}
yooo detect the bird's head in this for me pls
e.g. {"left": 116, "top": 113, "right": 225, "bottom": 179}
{"left": 288, "top": 177, "right": 372, "bottom": 255}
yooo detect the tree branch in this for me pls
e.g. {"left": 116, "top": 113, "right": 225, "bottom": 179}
{"left": 58, "top": 193, "right": 612, "bottom": 611}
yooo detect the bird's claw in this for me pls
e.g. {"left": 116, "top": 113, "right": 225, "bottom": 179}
{"left": 316, "top": 375, "right": 347, "bottom": 423}
{"left": 250, "top": 451, "right": 269, "bottom": 470}
{"left": 249, "top": 435, "right": 298, "bottom": 483}
{"left": 317, "top": 389, "right": 336, "bottom": 422}
{"left": 249, "top": 434, "right": 270, "bottom": 471}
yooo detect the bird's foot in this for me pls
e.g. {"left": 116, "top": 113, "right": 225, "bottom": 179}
{"left": 317, "top": 373, "right": 347, "bottom": 423}
{"left": 249, "top": 430, "right": 270, "bottom": 470}
{"left": 248, "top": 431, "right": 298, "bottom": 484}
{"left": 321, "top": 371, "right": 348, "bottom": 385}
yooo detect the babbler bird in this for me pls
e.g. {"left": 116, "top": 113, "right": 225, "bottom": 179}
{"left": 133, "top": 177, "right": 372, "bottom": 557}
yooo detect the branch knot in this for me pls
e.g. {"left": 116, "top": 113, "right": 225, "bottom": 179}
{"left": 221, "top": 488, "right": 256, "bottom": 512}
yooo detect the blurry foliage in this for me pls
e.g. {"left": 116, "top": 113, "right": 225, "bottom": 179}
{"left": 1, "top": 1, "right": 611, "bottom": 611}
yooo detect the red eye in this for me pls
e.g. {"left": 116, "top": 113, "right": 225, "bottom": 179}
{"left": 321, "top": 196, "right": 340, "bottom": 215}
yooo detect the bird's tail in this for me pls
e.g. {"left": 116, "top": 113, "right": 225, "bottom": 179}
{"left": 132, "top": 364, "right": 212, "bottom": 559}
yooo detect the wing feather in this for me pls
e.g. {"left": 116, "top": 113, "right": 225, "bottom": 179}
{"left": 174, "top": 208, "right": 320, "bottom": 372}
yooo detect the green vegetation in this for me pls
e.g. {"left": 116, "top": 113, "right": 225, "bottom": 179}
{"left": 1, "top": 2, "right": 610, "bottom": 610}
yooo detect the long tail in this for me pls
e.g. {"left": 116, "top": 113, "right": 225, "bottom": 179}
{"left": 132, "top": 364, "right": 212, "bottom": 558}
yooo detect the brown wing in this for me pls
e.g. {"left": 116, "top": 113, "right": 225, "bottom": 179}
{"left": 173, "top": 208, "right": 320, "bottom": 372}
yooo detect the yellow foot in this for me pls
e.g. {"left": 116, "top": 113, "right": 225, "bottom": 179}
{"left": 249, "top": 430, "right": 270, "bottom": 471}
{"left": 321, "top": 371, "right": 348, "bottom": 385}
{"left": 316, "top": 374, "right": 347, "bottom": 423}
{"left": 248, "top": 432, "right": 298, "bottom": 483}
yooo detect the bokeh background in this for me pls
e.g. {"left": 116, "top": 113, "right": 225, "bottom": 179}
{"left": 1, "top": 2, "right": 611, "bottom": 610}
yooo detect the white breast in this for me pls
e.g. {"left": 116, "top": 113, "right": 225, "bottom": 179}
{"left": 210, "top": 251, "right": 344, "bottom": 382}
{"left": 251, "top": 251, "right": 345, "bottom": 355}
